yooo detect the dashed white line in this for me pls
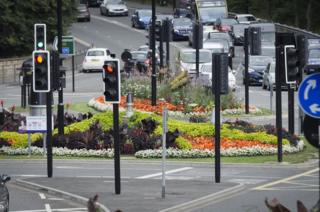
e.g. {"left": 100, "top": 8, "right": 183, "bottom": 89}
{"left": 45, "top": 204, "right": 52, "bottom": 212}
{"left": 39, "top": 193, "right": 46, "bottom": 199}
{"left": 136, "top": 167, "right": 193, "bottom": 179}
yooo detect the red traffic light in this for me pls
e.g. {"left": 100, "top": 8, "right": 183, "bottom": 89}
{"left": 103, "top": 63, "right": 114, "bottom": 73}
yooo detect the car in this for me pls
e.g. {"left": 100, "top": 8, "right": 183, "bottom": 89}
{"left": 230, "top": 24, "right": 248, "bottom": 46}
{"left": 237, "top": 55, "right": 274, "bottom": 85}
{"left": 0, "top": 174, "right": 10, "bottom": 212}
{"left": 100, "top": 0, "right": 128, "bottom": 16}
{"left": 262, "top": 61, "right": 275, "bottom": 90}
{"left": 214, "top": 18, "right": 239, "bottom": 32}
{"left": 171, "top": 17, "right": 193, "bottom": 41}
{"left": 82, "top": 48, "right": 112, "bottom": 73}
{"left": 234, "top": 14, "right": 257, "bottom": 24}
{"left": 131, "top": 9, "right": 152, "bottom": 29}
{"left": 176, "top": 48, "right": 212, "bottom": 76}
{"left": 188, "top": 25, "right": 219, "bottom": 47}
{"left": 205, "top": 32, "right": 234, "bottom": 57}
{"left": 173, "top": 8, "right": 193, "bottom": 19}
{"left": 199, "top": 64, "right": 237, "bottom": 91}
{"left": 130, "top": 51, "right": 150, "bottom": 74}
{"left": 137, "top": 45, "right": 163, "bottom": 64}
{"left": 77, "top": 3, "right": 90, "bottom": 22}
{"left": 87, "top": 0, "right": 103, "bottom": 7}
{"left": 305, "top": 39, "right": 320, "bottom": 73}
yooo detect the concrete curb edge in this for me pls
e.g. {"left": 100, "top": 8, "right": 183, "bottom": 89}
{"left": 14, "top": 178, "right": 110, "bottom": 212}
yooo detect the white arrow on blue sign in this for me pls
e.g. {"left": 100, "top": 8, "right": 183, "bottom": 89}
{"left": 298, "top": 73, "right": 320, "bottom": 119}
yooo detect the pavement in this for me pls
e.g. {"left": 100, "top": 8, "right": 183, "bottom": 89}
{"left": 13, "top": 176, "right": 243, "bottom": 212}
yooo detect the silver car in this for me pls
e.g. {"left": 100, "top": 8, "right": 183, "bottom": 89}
{"left": 100, "top": 0, "right": 128, "bottom": 16}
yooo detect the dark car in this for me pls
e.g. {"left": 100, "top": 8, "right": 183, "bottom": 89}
{"left": 146, "top": 14, "right": 173, "bottom": 40}
{"left": 230, "top": 24, "right": 248, "bottom": 46}
{"left": 173, "top": 8, "right": 193, "bottom": 19}
{"left": 0, "top": 175, "right": 11, "bottom": 212}
{"left": 131, "top": 51, "right": 150, "bottom": 74}
{"left": 77, "top": 4, "right": 91, "bottom": 22}
{"left": 214, "top": 18, "right": 238, "bottom": 33}
{"left": 171, "top": 17, "right": 193, "bottom": 41}
{"left": 131, "top": 9, "right": 152, "bottom": 29}
{"left": 239, "top": 55, "right": 273, "bottom": 85}
{"left": 87, "top": 0, "right": 103, "bottom": 7}
{"left": 19, "top": 58, "right": 33, "bottom": 85}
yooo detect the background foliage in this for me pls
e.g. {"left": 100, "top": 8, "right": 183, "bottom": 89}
{"left": 0, "top": 0, "right": 77, "bottom": 58}
{"left": 227, "top": 0, "right": 320, "bottom": 33}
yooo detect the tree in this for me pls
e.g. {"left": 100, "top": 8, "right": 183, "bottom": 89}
{"left": 0, "top": 0, "right": 77, "bottom": 58}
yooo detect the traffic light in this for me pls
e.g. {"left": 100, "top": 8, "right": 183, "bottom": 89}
{"left": 34, "top": 24, "right": 46, "bottom": 50}
{"left": 284, "top": 45, "right": 299, "bottom": 84}
{"left": 33, "top": 50, "right": 50, "bottom": 92}
{"left": 249, "top": 27, "right": 261, "bottom": 55}
{"left": 103, "top": 59, "right": 120, "bottom": 103}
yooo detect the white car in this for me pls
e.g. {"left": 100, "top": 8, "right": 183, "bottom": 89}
{"left": 234, "top": 14, "right": 257, "bottom": 24}
{"left": 100, "top": 0, "right": 128, "bottom": 16}
{"left": 199, "top": 64, "right": 237, "bottom": 91}
{"left": 176, "top": 48, "right": 212, "bottom": 76}
{"left": 262, "top": 61, "right": 275, "bottom": 90}
{"left": 82, "top": 48, "right": 112, "bottom": 73}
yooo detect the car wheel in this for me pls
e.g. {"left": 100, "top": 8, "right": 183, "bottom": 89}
{"left": 83, "top": 69, "right": 87, "bottom": 73}
{"left": 267, "top": 81, "right": 271, "bottom": 91}
{"left": 262, "top": 81, "right": 266, "bottom": 89}
{"left": 131, "top": 21, "right": 135, "bottom": 28}
{"left": 106, "top": 10, "right": 109, "bottom": 16}
{"left": 188, "top": 40, "right": 192, "bottom": 47}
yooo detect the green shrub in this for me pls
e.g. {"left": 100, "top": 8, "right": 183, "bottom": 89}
{"left": 175, "top": 136, "right": 192, "bottom": 150}
{"left": 0, "top": 131, "right": 42, "bottom": 148}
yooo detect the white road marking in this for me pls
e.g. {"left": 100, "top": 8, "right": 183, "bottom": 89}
{"left": 45, "top": 204, "right": 52, "bottom": 212}
{"left": 39, "top": 193, "right": 46, "bottom": 199}
{"left": 253, "top": 168, "right": 319, "bottom": 190}
{"left": 11, "top": 208, "right": 87, "bottom": 212}
{"left": 136, "top": 167, "right": 193, "bottom": 179}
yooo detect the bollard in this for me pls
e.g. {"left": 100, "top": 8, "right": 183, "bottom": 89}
{"left": 126, "top": 92, "right": 134, "bottom": 117}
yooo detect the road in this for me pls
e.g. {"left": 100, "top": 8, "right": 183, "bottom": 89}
{"left": 1, "top": 159, "right": 319, "bottom": 211}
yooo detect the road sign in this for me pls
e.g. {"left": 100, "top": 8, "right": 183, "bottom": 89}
{"left": 53, "top": 36, "right": 75, "bottom": 55}
{"left": 26, "top": 116, "right": 47, "bottom": 132}
{"left": 298, "top": 73, "right": 320, "bottom": 118}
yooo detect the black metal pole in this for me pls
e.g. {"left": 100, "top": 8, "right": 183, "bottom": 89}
{"left": 159, "top": 25, "right": 164, "bottom": 69}
{"left": 195, "top": 22, "right": 200, "bottom": 78}
{"left": 72, "top": 55, "right": 75, "bottom": 92}
{"left": 57, "top": 0, "right": 64, "bottom": 135}
{"left": 165, "top": 19, "right": 170, "bottom": 68}
{"left": 288, "top": 85, "right": 294, "bottom": 135}
{"left": 46, "top": 91, "right": 53, "bottom": 178}
{"left": 151, "top": 0, "right": 157, "bottom": 106}
{"left": 113, "top": 103, "right": 121, "bottom": 194}
{"left": 213, "top": 54, "right": 221, "bottom": 183}
{"left": 244, "top": 28, "right": 249, "bottom": 114}
{"left": 275, "top": 46, "right": 283, "bottom": 162}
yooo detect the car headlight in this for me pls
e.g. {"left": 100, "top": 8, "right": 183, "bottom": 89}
{"left": 139, "top": 18, "right": 143, "bottom": 21}
{"left": 248, "top": 68, "right": 254, "bottom": 73}
{"left": 174, "top": 29, "right": 179, "bottom": 33}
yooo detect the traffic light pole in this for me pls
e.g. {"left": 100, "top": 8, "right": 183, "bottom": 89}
{"left": 288, "top": 85, "right": 295, "bottom": 135}
{"left": 275, "top": 46, "right": 283, "bottom": 162}
{"left": 244, "top": 29, "right": 249, "bottom": 114}
{"left": 151, "top": 0, "right": 157, "bottom": 106}
{"left": 57, "top": 0, "right": 64, "bottom": 135}
{"left": 46, "top": 91, "right": 53, "bottom": 178}
{"left": 213, "top": 54, "right": 221, "bottom": 183}
{"left": 113, "top": 103, "right": 121, "bottom": 194}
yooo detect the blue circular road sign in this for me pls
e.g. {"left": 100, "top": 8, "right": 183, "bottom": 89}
{"left": 298, "top": 73, "right": 320, "bottom": 119}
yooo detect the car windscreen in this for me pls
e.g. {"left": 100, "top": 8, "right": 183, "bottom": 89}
{"left": 309, "top": 49, "right": 320, "bottom": 58}
{"left": 172, "top": 18, "right": 192, "bottom": 27}
{"left": 238, "top": 16, "right": 256, "bottom": 22}
{"left": 250, "top": 56, "right": 273, "bottom": 66}
{"left": 139, "top": 10, "right": 152, "bottom": 17}
{"left": 132, "top": 52, "right": 147, "bottom": 60}
{"left": 199, "top": 7, "right": 226, "bottom": 23}
{"left": 232, "top": 25, "right": 247, "bottom": 36}
{"left": 221, "top": 19, "right": 238, "bottom": 25}
{"left": 181, "top": 51, "right": 211, "bottom": 63}
{"left": 87, "top": 50, "right": 105, "bottom": 56}
{"left": 109, "top": 0, "right": 123, "bottom": 4}
{"left": 261, "top": 32, "right": 275, "bottom": 43}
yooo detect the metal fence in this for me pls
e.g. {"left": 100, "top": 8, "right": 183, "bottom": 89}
{"left": 0, "top": 48, "right": 88, "bottom": 85}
